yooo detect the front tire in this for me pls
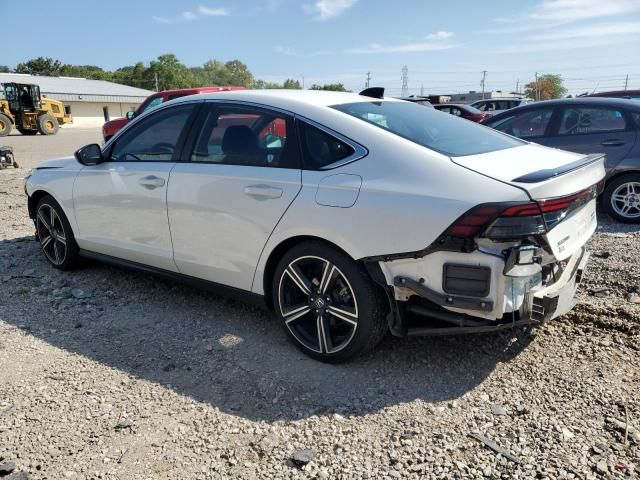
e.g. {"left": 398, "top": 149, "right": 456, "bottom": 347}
{"left": 603, "top": 174, "right": 640, "bottom": 223}
{"left": 35, "top": 195, "right": 80, "bottom": 270}
{"left": 38, "top": 114, "right": 59, "bottom": 135}
{"left": 0, "top": 113, "right": 12, "bottom": 136}
{"left": 273, "top": 241, "right": 387, "bottom": 363}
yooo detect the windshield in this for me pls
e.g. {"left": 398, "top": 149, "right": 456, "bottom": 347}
{"left": 332, "top": 101, "right": 524, "bottom": 156}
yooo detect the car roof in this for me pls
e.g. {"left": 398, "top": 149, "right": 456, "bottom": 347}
{"left": 486, "top": 96, "right": 640, "bottom": 120}
{"left": 472, "top": 98, "right": 526, "bottom": 102}
{"left": 433, "top": 103, "right": 473, "bottom": 108}
{"left": 587, "top": 89, "right": 640, "bottom": 97}
{"left": 170, "top": 89, "right": 404, "bottom": 110}
{"left": 157, "top": 86, "right": 247, "bottom": 95}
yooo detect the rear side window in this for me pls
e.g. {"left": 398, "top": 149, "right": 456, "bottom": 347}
{"left": 333, "top": 101, "right": 524, "bottom": 157}
{"left": 485, "top": 108, "right": 554, "bottom": 138}
{"left": 140, "top": 96, "right": 164, "bottom": 113}
{"left": 189, "top": 104, "right": 300, "bottom": 169}
{"left": 298, "top": 122, "right": 355, "bottom": 169}
{"left": 558, "top": 107, "right": 627, "bottom": 135}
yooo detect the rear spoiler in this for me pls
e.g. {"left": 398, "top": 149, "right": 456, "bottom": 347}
{"left": 512, "top": 153, "right": 605, "bottom": 183}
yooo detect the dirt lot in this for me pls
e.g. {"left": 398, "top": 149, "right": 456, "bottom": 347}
{"left": 1, "top": 129, "right": 639, "bottom": 479}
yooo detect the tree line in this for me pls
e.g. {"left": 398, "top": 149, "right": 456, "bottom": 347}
{"left": 1, "top": 55, "right": 347, "bottom": 92}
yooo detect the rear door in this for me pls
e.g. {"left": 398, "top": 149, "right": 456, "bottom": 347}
{"left": 541, "top": 104, "right": 637, "bottom": 170}
{"left": 167, "top": 102, "right": 302, "bottom": 290}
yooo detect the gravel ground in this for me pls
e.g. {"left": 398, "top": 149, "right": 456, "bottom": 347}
{"left": 1, "top": 131, "right": 639, "bottom": 479}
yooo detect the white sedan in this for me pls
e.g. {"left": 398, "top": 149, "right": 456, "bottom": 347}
{"left": 25, "top": 89, "right": 605, "bottom": 362}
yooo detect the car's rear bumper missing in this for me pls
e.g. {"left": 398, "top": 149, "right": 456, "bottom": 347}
{"left": 528, "top": 247, "right": 589, "bottom": 322}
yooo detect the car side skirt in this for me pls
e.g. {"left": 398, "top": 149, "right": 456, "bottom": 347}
{"left": 78, "top": 250, "right": 268, "bottom": 309}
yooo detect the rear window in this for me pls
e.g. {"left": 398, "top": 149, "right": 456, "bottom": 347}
{"left": 332, "top": 101, "right": 524, "bottom": 157}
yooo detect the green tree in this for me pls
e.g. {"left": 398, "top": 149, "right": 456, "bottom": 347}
{"left": 15, "top": 57, "right": 62, "bottom": 76}
{"left": 59, "top": 64, "right": 109, "bottom": 80}
{"left": 253, "top": 79, "right": 283, "bottom": 89}
{"left": 112, "top": 62, "right": 151, "bottom": 89}
{"left": 309, "top": 83, "right": 346, "bottom": 92}
{"left": 0, "top": 65, "right": 10, "bottom": 73}
{"left": 525, "top": 74, "right": 567, "bottom": 100}
{"left": 145, "top": 54, "right": 192, "bottom": 90}
{"left": 283, "top": 78, "right": 301, "bottom": 89}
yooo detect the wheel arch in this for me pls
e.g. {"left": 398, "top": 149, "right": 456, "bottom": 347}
{"left": 260, "top": 235, "right": 359, "bottom": 310}
{"left": 602, "top": 167, "right": 640, "bottom": 192}
{"left": 28, "top": 189, "right": 79, "bottom": 237}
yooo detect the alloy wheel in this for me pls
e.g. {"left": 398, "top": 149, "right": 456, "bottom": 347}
{"left": 278, "top": 256, "right": 358, "bottom": 354}
{"left": 611, "top": 181, "right": 640, "bottom": 220}
{"left": 36, "top": 203, "right": 67, "bottom": 265}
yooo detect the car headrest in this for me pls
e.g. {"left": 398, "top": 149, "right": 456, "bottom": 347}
{"left": 222, "top": 125, "right": 260, "bottom": 155}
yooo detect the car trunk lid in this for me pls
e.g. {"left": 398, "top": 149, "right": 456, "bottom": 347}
{"left": 451, "top": 143, "right": 605, "bottom": 200}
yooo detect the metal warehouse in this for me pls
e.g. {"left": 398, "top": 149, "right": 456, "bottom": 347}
{"left": 0, "top": 73, "right": 153, "bottom": 128}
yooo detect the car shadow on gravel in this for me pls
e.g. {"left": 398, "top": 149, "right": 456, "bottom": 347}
{"left": 0, "top": 235, "right": 530, "bottom": 422}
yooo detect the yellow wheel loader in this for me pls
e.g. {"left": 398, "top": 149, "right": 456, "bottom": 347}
{"left": 0, "top": 83, "right": 72, "bottom": 136}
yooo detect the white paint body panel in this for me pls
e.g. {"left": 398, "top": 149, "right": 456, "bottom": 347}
{"left": 73, "top": 162, "right": 177, "bottom": 271}
{"left": 167, "top": 163, "right": 301, "bottom": 290}
{"left": 25, "top": 90, "right": 605, "bottom": 324}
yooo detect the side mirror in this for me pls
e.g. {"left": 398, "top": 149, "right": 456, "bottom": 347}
{"left": 74, "top": 143, "right": 104, "bottom": 166}
{"left": 126, "top": 111, "right": 135, "bottom": 120}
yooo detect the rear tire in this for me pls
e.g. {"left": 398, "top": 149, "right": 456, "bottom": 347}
{"left": 18, "top": 128, "right": 38, "bottom": 136}
{"left": 273, "top": 241, "right": 387, "bottom": 363}
{"left": 603, "top": 173, "right": 640, "bottom": 223}
{"left": 38, "top": 114, "right": 59, "bottom": 135}
{"left": 0, "top": 113, "right": 12, "bottom": 136}
{"left": 35, "top": 195, "right": 80, "bottom": 270}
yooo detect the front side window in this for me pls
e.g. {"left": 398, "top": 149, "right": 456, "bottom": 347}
{"left": 190, "top": 105, "right": 299, "bottom": 168}
{"left": 333, "top": 101, "right": 524, "bottom": 157}
{"left": 298, "top": 122, "right": 355, "bottom": 169}
{"left": 110, "top": 104, "right": 195, "bottom": 161}
{"left": 485, "top": 108, "right": 554, "bottom": 138}
{"left": 558, "top": 107, "right": 627, "bottom": 135}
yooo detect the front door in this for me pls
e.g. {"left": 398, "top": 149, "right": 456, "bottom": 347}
{"left": 168, "top": 103, "right": 302, "bottom": 290}
{"left": 73, "top": 103, "right": 197, "bottom": 270}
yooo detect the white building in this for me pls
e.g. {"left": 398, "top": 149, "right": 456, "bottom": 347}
{"left": 0, "top": 73, "right": 153, "bottom": 128}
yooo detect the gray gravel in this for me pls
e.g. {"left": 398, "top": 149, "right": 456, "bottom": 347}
{"left": 1, "top": 131, "right": 639, "bottom": 479}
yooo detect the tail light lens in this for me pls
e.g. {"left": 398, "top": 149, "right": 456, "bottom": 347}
{"left": 445, "top": 185, "right": 597, "bottom": 241}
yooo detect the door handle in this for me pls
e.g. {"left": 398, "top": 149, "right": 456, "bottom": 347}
{"left": 601, "top": 139, "right": 625, "bottom": 146}
{"left": 138, "top": 175, "right": 166, "bottom": 189}
{"left": 243, "top": 184, "right": 283, "bottom": 199}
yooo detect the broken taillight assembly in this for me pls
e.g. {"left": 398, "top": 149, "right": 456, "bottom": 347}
{"left": 444, "top": 185, "right": 597, "bottom": 241}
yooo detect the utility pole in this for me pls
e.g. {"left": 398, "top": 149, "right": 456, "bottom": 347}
{"left": 535, "top": 72, "right": 539, "bottom": 101}
{"left": 480, "top": 70, "right": 487, "bottom": 100}
{"left": 401, "top": 66, "right": 408, "bottom": 98}
{"left": 625, "top": 74, "right": 629, "bottom": 90}
{"left": 154, "top": 72, "right": 159, "bottom": 92}
{"left": 301, "top": 75, "right": 305, "bottom": 89}
{"left": 420, "top": 84, "right": 424, "bottom": 96}
{"left": 516, "top": 78, "right": 519, "bottom": 93}
{"left": 365, "top": 71, "right": 371, "bottom": 89}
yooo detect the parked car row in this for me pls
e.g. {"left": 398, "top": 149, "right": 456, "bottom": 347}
{"left": 483, "top": 98, "right": 640, "bottom": 223}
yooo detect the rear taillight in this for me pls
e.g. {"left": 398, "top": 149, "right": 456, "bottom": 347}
{"left": 444, "top": 186, "right": 597, "bottom": 241}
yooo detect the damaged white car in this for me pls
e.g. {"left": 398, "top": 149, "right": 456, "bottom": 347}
{"left": 24, "top": 88, "right": 605, "bottom": 362}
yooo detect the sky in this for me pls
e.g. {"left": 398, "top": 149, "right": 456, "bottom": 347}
{"left": 3, "top": 0, "right": 640, "bottom": 96}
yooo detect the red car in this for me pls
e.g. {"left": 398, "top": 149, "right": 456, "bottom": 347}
{"left": 433, "top": 103, "right": 493, "bottom": 123}
{"left": 102, "top": 86, "right": 247, "bottom": 141}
